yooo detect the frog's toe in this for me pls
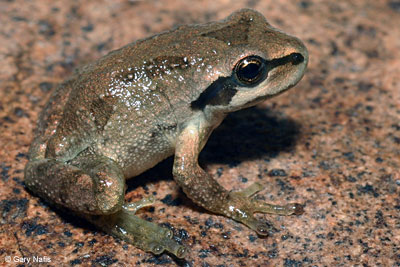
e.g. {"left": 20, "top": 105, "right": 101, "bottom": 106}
{"left": 141, "top": 226, "right": 188, "bottom": 258}
{"left": 236, "top": 182, "right": 304, "bottom": 216}
{"left": 241, "top": 215, "right": 277, "bottom": 236}
{"left": 287, "top": 203, "right": 304, "bottom": 215}
{"left": 91, "top": 198, "right": 189, "bottom": 258}
{"left": 238, "top": 182, "right": 263, "bottom": 197}
{"left": 251, "top": 200, "right": 305, "bottom": 216}
{"left": 123, "top": 196, "right": 156, "bottom": 214}
{"left": 146, "top": 230, "right": 188, "bottom": 258}
{"left": 115, "top": 206, "right": 188, "bottom": 258}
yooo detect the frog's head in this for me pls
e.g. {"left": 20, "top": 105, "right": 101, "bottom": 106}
{"left": 191, "top": 9, "right": 308, "bottom": 112}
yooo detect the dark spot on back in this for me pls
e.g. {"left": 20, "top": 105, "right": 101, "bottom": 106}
{"left": 201, "top": 18, "right": 251, "bottom": 45}
{"left": 90, "top": 96, "right": 116, "bottom": 130}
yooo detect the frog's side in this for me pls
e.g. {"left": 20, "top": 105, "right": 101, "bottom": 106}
{"left": 25, "top": 9, "right": 308, "bottom": 258}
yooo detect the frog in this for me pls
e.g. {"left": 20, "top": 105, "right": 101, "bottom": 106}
{"left": 25, "top": 8, "right": 308, "bottom": 258}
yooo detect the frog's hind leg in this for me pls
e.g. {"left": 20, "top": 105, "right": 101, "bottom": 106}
{"left": 25, "top": 155, "right": 188, "bottom": 258}
{"left": 24, "top": 155, "right": 125, "bottom": 215}
{"left": 88, "top": 197, "right": 188, "bottom": 258}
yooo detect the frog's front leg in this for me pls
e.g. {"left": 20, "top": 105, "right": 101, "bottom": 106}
{"left": 25, "top": 154, "right": 187, "bottom": 258}
{"left": 173, "top": 120, "right": 304, "bottom": 236}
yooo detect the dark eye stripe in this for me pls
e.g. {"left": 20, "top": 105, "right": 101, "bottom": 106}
{"left": 267, "top": 53, "right": 305, "bottom": 68}
{"left": 191, "top": 77, "right": 237, "bottom": 110}
{"left": 190, "top": 53, "right": 305, "bottom": 110}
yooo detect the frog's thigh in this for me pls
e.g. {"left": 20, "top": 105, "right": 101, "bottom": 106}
{"left": 25, "top": 155, "right": 125, "bottom": 215}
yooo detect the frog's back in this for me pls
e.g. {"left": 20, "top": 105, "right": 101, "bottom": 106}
{"left": 29, "top": 55, "right": 179, "bottom": 177}
{"left": 29, "top": 10, "right": 262, "bottom": 176}
{"left": 28, "top": 31, "right": 202, "bottom": 176}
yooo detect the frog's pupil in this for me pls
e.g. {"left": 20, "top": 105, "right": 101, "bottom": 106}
{"left": 239, "top": 61, "right": 261, "bottom": 81}
{"left": 235, "top": 56, "right": 265, "bottom": 85}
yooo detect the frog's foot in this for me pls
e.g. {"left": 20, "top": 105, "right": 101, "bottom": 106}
{"left": 91, "top": 197, "right": 188, "bottom": 258}
{"left": 226, "top": 182, "right": 304, "bottom": 236}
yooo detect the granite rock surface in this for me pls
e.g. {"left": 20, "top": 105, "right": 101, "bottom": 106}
{"left": 0, "top": 0, "right": 399, "bottom": 266}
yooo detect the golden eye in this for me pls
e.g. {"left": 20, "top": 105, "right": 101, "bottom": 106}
{"left": 234, "top": 56, "right": 266, "bottom": 86}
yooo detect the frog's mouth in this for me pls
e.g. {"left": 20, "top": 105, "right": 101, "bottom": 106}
{"left": 191, "top": 52, "right": 305, "bottom": 111}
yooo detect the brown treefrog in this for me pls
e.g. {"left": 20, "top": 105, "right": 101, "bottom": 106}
{"left": 25, "top": 9, "right": 308, "bottom": 258}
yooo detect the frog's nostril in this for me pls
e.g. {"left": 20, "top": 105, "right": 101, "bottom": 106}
{"left": 290, "top": 53, "right": 304, "bottom": 65}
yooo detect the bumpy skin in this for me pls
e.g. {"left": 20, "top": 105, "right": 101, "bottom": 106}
{"left": 25, "top": 9, "right": 308, "bottom": 258}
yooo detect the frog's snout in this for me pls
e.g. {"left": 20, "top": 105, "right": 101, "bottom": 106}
{"left": 289, "top": 53, "right": 304, "bottom": 65}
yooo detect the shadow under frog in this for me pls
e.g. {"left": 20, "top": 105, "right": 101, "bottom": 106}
{"left": 126, "top": 106, "right": 300, "bottom": 210}
{"left": 201, "top": 106, "right": 300, "bottom": 164}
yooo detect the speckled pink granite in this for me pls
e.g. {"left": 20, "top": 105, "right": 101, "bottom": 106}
{"left": 0, "top": 0, "right": 399, "bottom": 266}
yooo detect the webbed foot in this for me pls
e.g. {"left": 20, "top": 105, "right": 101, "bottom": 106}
{"left": 226, "top": 182, "right": 304, "bottom": 236}
{"left": 90, "top": 197, "right": 188, "bottom": 258}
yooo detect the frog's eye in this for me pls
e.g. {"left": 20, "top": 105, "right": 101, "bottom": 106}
{"left": 234, "top": 55, "right": 266, "bottom": 86}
